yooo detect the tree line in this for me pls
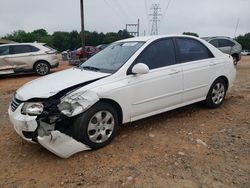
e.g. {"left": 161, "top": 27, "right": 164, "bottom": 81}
{"left": 2, "top": 29, "right": 250, "bottom": 51}
{"left": 2, "top": 29, "right": 132, "bottom": 52}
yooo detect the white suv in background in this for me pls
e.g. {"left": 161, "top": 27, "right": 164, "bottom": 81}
{"left": 0, "top": 43, "right": 59, "bottom": 76}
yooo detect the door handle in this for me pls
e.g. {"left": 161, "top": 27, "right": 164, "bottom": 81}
{"left": 169, "top": 69, "right": 180, "bottom": 75}
{"left": 209, "top": 62, "right": 217, "bottom": 66}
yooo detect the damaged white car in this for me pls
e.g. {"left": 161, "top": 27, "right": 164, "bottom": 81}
{"left": 8, "top": 35, "right": 236, "bottom": 158}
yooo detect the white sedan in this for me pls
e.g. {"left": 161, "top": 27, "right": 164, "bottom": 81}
{"left": 8, "top": 35, "right": 236, "bottom": 158}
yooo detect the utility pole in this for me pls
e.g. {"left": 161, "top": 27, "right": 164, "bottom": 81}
{"left": 80, "top": 0, "right": 85, "bottom": 57}
{"left": 149, "top": 4, "right": 161, "bottom": 35}
{"left": 125, "top": 19, "right": 140, "bottom": 37}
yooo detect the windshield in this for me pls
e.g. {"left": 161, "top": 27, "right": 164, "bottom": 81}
{"left": 79, "top": 42, "right": 144, "bottom": 73}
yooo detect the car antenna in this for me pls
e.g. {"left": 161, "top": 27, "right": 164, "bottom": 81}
{"left": 230, "top": 18, "right": 240, "bottom": 65}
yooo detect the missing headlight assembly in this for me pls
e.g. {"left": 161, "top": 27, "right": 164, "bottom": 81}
{"left": 58, "top": 90, "right": 99, "bottom": 117}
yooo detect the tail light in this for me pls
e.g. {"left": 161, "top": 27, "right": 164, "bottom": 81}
{"left": 45, "top": 50, "right": 57, "bottom": 54}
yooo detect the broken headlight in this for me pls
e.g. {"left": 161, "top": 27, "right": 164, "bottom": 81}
{"left": 21, "top": 102, "right": 44, "bottom": 116}
{"left": 58, "top": 91, "right": 99, "bottom": 117}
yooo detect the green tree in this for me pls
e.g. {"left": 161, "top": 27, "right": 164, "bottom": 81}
{"left": 3, "top": 29, "right": 133, "bottom": 52}
{"left": 183, "top": 32, "right": 199, "bottom": 37}
{"left": 69, "top": 30, "right": 81, "bottom": 50}
{"left": 32, "top": 29, "right": 48, "bottom": 37}
{"left": 236, "top": 33, "right": 250, "bottom": 50}
{"left": 52, "top": 31, "right": 70, "bottom": 52}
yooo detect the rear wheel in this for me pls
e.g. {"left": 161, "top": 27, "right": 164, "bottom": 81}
{"left": 205, "top": 78, "right": 227, "bottom": 108}
{"left": 72, "top": 102, "right": 118, "bottom": 149}
{"left": 34, "top": 61, "right": 50, "bottom": 76}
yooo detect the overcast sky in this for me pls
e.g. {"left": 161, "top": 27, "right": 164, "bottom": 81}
{"left": 0, "top": 0, "right": 249, "bottom": 38}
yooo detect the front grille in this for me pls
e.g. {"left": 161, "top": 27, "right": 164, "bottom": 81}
{"left": 11, "top": 97, "right": 21, "bottom": 112}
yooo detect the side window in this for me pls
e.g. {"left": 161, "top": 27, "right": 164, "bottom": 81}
{"left": 11, "top": 45, "right": 37, "bottom": 54}
{"left": 218, "top": 39, "right": 235, "bottom": 47}
{"left": 30, "top": 45, "right": 40, "bottom": 52}
{"left": 136, "top": 39, "right": 176, "bottom": 70}
{"left": 209, "top": 40, "right": 219, "bottom": 48}
{"left": 176, "top": 38, "right": 213, "bottom": 63}
{"left": 0, "top": 46, "right": 10, "bottom": 56}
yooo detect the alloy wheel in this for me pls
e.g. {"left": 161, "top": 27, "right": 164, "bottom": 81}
{"left": 87, "top": 111, "right": 115, "bottom": 144}
{"left": 211, "top": 82, "right": 225, "bottom": 105}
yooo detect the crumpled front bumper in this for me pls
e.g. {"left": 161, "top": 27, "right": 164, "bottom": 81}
{"left": 8, "top": 104, "right": 90, "bottom": 158}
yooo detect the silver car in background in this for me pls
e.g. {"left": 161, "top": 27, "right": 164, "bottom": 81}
{"left": 202, "top": 36, "right": 242, "bottom": 64}
{"left": 0, "top": 43, "right": 59, "bottom": 76}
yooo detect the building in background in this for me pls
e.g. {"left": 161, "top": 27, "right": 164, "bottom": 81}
{"left": 0, "top": 39, "right": 15, "bottom": 45}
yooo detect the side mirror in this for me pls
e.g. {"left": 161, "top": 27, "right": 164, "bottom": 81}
{"left": 132, "top": 63, "right": 149, "bottom": 75}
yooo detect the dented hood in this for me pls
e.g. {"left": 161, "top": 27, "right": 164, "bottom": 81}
{"left": 16, "top": 68, "right": 110, "bottom": 101}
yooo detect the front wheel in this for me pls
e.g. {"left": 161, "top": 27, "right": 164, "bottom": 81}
{"left": 72, "top": 102, "right": 119, "bottom": 149}
{"left": 205, "top": 78, "right": 227, "bottom": 108}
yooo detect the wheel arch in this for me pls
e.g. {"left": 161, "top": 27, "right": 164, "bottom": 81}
{"left": 214, "top": 76, "right": 229, "bottom": 91}
{"left": 33, "top": 60, "right": 51, "bottom": 70}
{"left": 99, "top": 98, "right": 123, "bottom": 125}
{"left": 232, "top": 53, "right": 239, "bottom": 61}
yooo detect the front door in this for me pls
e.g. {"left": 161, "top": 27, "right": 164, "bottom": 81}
{"left": 0, "top": 45, "right": 16, "bottom": 74}
{"left": 127, "top": 38, "right": 183, "bottom": 121}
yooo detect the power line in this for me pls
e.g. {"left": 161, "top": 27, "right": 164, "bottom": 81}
{"left": 144, "top": 0, "right": 150, "bottom": 35}
{"left": 161, "top": 0, "right": 172, "bottom": 21}
{"left": 111, "top": 0, "right": 132, "bottom": 22}
{"left": 103, "top": 0, "right": 127, "bottom": 23}
{"left": 149, "top": 4, "right": 161, "bottom": 35}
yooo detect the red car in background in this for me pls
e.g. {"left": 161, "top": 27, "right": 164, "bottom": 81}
{"left": 76, "top": 46, "right": 98, "bottom": 59}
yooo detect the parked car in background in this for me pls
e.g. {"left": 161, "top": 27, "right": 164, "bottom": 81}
{"left": 241, "top": 50, "right": 250, "bottom": 56}
{"left": 0, "top": 43, "right": 59, "bottom": 76}
{"left": 202, "top": 36, "right": 242, "bottom": 64}
{"left": 8, "top": 35, "right": 236, "bottom": 158}
{"left": 96, "top": 44, "right": 109, "bottom": 52}
{"left": 76, "top": 46, "right": 98, "bottom": 59}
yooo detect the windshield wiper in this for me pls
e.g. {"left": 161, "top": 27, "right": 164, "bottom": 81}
{"left": 81, "top": 66, "right": 101, "bottom": 72}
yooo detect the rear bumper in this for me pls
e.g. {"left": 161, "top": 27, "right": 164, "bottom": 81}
{"left": 50, "top": 60, "right": 59, "bottom": 68}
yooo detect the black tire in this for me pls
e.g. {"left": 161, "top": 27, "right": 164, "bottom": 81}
{"left": 72, "top": 102, "right": 119, "bottom": 149}
{"left": 232, "top": 55, "right": 238, "bottom": 65}
{"left": 34, "top": 61, "right": 50, "bottom": 76}
{"left": 205, "top": 78, "right": 227, "bottom": 108}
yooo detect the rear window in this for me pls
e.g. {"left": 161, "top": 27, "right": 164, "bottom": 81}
{"left": 218, "top": 39, "right": 235, "bottom": 48}
{"left": 43, "top": 44, "right": 56, "bottom": 51}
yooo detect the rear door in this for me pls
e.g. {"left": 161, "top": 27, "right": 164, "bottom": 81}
{"left": 175, "top": 37, "right": 215, "bottom": 103}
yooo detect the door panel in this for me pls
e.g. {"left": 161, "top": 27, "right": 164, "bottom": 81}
{"left": 128, "top": 64, "right": 182, "bottom": 119}
{"left": 126, "top": 38, "right": 183, "bottom": 120}
{"left": 182, "top": 60, "right": 213, "bottom": 102}
{"left": 6, "top": 45, "right": 35, "bottom": 71}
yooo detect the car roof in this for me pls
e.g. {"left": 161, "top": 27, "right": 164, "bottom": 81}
{"left": 117, "top": 34, "right": 201, "bottom": 43}
{"left": 202, "top": 36, "right": 232, "bottom": 41}
{"left": 0, "top": 42, "right": 45, "bottom": 47}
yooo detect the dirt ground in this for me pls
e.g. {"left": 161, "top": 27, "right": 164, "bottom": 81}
{"left": 0, "top": 58, "right": 249, "bottom": 188}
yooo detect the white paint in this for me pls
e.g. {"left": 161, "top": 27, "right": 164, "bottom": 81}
{"left": 38, "top": 131, "right": 90, "bottom": 158}
{"left": 16, "top": 68, "right": 110, "bottom": 101}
